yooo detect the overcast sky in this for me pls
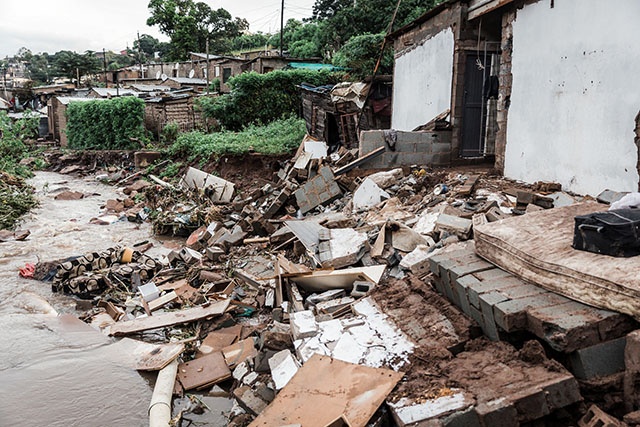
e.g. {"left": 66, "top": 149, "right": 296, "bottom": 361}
{"left": 0, "top": 0, "right": 317, "bottom": 58}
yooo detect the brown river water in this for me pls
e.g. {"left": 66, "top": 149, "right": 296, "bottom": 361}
{"left": 0, "top": 172, "right": 232, "bottom": 426}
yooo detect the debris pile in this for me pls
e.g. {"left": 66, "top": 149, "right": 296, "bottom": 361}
{"left": 29, "top": 136, "right": 632, "bottom": 425}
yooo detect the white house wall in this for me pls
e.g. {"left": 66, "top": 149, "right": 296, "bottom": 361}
{"left": 504, "top": 0, "right": 640, "bottom": 196}
{"left": 392, "top": 28, "right": 454, "bottom": 131}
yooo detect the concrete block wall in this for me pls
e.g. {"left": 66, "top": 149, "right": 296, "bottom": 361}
{"left": 359, "top": 130, "right": 452, "bottom": 168}
{"left": 428, "top": 244, "right": 637, "bottom": 379}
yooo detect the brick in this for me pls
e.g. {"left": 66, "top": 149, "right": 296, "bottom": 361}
{"left": 493, "top": 293, "right": 567, "bottom": 332}
{"left": 538, "top": 374, "right": 582, "bottom": 410}
{"left": 568, "top": 337, "right": 626, "bottom": 380}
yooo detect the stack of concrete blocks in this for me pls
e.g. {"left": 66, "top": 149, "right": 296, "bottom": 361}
{"left": 428, "top": 243, "right": 638, "bottom": 381}
{"left": 293, "top": 166, "right": 342, "bottom": 214}
{"left": 359, "top": 130, "right": 452, "bottom": 168}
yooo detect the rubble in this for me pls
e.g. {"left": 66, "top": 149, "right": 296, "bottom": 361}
{"left": 22, "top": 133, "right": 637, "bottom": 425}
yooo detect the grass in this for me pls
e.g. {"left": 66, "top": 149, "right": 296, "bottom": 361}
{"left": 168, "top": 116, "right": 307, "bottom": 162}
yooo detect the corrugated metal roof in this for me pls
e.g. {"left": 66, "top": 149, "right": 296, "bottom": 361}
{"left": 130, "top": 84, "right": 172, "bottom": 92}
{"left": 168, "top": 77, "right": 208, "bottom": 85}
{"left": 56, "top": 97, "right": 102, "bottom": 105}
{"left": 287, "top": 63, "right": 341, "bottom": 71}
{"left": 91, "top": 87, "right": 139, "bottom": 97}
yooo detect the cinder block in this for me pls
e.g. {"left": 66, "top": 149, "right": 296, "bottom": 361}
{"left": 473, "top": 268, "right": 513, "bottom": 281}
{"left": 510, "top": 388, "right": 550, "bottom": 422}
{"left": 441, "top": 406, "right": 481, "bottom": 427}
{"left": 539, "top": 374, "right": 582, "bottom": 410}
{"left": 476, "top": 399, "right": 518, "bottom": 427}
{"left": 479, "top": 291, "right": 509, "bottom": 341}
{"left": 493, "top": 293, "right": 568, "bottom": 332}
{"left": 527, "top": 301, "right": 610, "bottom": 352}
{"left": 568, "top": 337, "right": 626, "bottom": 379}
{"left": 466, "top": 276, "right": 524, "bottom": 309}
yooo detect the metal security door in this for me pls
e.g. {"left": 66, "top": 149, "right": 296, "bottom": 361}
{"left": 460, "top": 54, "right": 487, "bottom": 157}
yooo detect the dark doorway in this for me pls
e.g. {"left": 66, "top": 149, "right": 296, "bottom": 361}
{"left": 325, "top": 113, "right": 341, "bottom": 152}
{"left": 460, "top": 54, "right": 489, "bottom": 157}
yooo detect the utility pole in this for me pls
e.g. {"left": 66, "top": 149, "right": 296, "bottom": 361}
{"left": 280, "top": 0, "right": 284, "bottom": 57}
{"left": 137, "top": 31, "right": 144, "bottom": 79}
{"left": 206, "top": 37, "right": 210, "bottom": 94}
{"left": 102, "top": 48, "right": 108, "bottom": 88}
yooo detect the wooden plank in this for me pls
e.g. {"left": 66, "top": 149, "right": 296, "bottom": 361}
{"left": 108, "top": 299, "right": 231, "bottom": 336}
{"left": 290, "top": 265, "right": 386, "bottom": 293}
{"left": 148, "top": 291, "right": 178, "bottom": 312}
{"left": 249, "top": 354, "right": 403, "bottom": 427}
{"left": 334, "top": 146, "right": 385, "bottom": 176}
{"left": 474, "top": 202, "right": 640, "bottom": 320}
{"left": 176, "top": 351, "right": 231, "bottom": 391}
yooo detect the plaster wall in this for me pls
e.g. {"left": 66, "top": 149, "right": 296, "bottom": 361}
{"left": 504, "top": 0, "right": 640, "bottom": 195}
{"left": 392, "top": 28, "right": 455, "bottom": 131}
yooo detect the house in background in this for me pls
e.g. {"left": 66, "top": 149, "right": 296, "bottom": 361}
{"left": 387, "top": 0, "right": 640, "bottom": 196}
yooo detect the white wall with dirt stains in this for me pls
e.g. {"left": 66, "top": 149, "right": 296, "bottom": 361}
{"left": 392, "top": 28, "right": 454, "bottom": 132}
{"left": 504, "top": 0, "right": 640, "bottom": 196}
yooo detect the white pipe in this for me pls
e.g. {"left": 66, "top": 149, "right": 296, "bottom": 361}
{"left": 148, "top": 358, "right": 179, "bottom": 427}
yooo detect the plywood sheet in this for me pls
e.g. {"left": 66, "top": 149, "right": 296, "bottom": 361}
{"left": 474, "top": 202, "right": 640, "bottom": 319}
{"left": 250, "top": 354, "right": 403, "bottom": 427}
{"left": 108, "top": 299, "right": 230, "bottom": 336}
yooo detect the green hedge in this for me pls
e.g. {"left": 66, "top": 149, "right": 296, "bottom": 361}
{"left": 66, "top": 97, "right": 147, "bottom": 149}
{"left": 197, "top": 69, "right": 342, "bottom": 131}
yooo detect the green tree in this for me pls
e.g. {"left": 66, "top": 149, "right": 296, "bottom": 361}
{"left": 310, "top": 0, "right": 445, "bottom": 55}
{"left": 230, "top": 32, "right": 270, "bottom": 52}
{"left": 333, "top": 33, "right": 392, "bottom": 79}
{"left": 268, "top": 19, "right": 322, "bottom": 58}
{"left": 146, "top": 0, "right": 248, "bottom": 60}
{"left": 53, "top": 50, "right": 101, "bottom": 81}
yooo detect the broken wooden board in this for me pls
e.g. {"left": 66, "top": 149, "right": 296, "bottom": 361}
{"left": 334, "top": 146, "right": 386, "bottom": 176}
{"left": 108, "top": 299, "right": 231, "bottom": 336}
{"left": 474, "top": 202, "right": 640, "bottom": 320}
{"left": 197, "top": 325, "right": 242, "bottom": 357}
{"left": 148, "top": 291, "right": 178, "bottom": 312}
{"left": 290, "top": 265, "right": 386, "bottom": 293}
{"left": 114, "top": 339, "right": 184, "bottom": 371}
{"left": 177, "top": 351, "right": 231, "bottom": 391}
{"left": 222, "top": 337, "right": 258, "bottom": 368}
{"left": 249, "top": 354, "right": 403, "bottom": 427}
{"left": 180, "top": 166, "right": 235, "bottom": 203}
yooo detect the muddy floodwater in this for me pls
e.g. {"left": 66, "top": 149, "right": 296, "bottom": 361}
{"left": 0, "top": 172, "right": 183, "bottom": 426}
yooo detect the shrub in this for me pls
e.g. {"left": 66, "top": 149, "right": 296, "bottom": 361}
{"left": 66, "top": 96, "right": 147, "bottom": 149}
{"left": 169, "top": 116, "right": 306, "bottom": 161}
{"left": 197, "top": 69, "right": 342, "bottom": 131}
